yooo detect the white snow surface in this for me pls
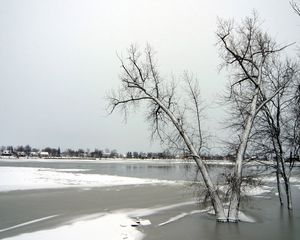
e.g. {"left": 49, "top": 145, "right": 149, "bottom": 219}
{"left": 1, "top": 201, "right": 198, "bottom": 240}
{"left": 262, "top": 176, "right": 300, "bottom": 183}
{"left": 0, "top": 167, "right": 174, "bottom": 192}
{"left": 2, "top": 213, "right": 144, "bottom": 240}
{"left": 242, "top": 185, "right": 273, "bottom": 196}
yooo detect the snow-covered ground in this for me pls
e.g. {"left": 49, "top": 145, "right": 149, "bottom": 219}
{"left": 261, "top": 175, "right": 300, "bottom": 183}
{"left": 0, "top": 167, "right": 175, "bottom": 192}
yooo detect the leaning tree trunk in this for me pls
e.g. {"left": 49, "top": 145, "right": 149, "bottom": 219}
{"left": 153, "top": 97, "right": 227, "bottom": 222}
{"left": 227, "top": 89, "right": 260, "bottom": 222}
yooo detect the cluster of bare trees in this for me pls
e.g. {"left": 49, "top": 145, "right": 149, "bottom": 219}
{"left": 216, "top": 12, "right": 299, "bottom": 219}
{"left": 249, "top": 59, "right": 299, "bottom": 210}
{"left": 108, "top": 11, "right": 299, "bottom": 223}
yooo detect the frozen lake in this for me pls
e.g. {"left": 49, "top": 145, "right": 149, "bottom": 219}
{"left": 0, "top": 158, "right": 300, "bottom": 240}
{"left": 0, "top": 158, "right": 291, "bottom": 181}
{"left": 0, "top": 158, "right": 193, "bottom": 181}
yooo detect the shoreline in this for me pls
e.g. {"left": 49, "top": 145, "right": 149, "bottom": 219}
{"left": 1, "top": 157, "right": 300, "bottom": 167}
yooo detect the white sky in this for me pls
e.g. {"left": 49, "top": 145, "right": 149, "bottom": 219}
{"left": 0, "top": 0, "right": 299, "bottom": 153}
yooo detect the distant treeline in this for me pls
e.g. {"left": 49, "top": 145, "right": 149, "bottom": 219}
{"left": 0, "top": 145, "right": 236, "bottom": 160}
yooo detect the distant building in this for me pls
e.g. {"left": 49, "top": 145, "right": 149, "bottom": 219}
{"left": 39, "top": 151, "right": 49, "bottom": 158}
{"left": 17, "top": 151, "right": 26, "bottom": 157}
{"left": 30, "top": 151, "right": 39, "bottom": 158}
{"left": 2, "top": 150, "right": 12, "bottom": 156}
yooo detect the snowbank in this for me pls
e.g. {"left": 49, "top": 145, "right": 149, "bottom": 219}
{"left": 0, "top": 167, "right": 174, "bottom": 192}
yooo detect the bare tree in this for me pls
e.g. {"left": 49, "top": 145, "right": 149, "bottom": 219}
{"left": 108, "top": 13, "right": 295, "bottom": 223}
{"left": 216, "top": 12, "right": 293, "bottom": 222}
{"left": 108, "top": 45, "right": 227, "bottom": 222}
{"left": 288, "top": 76, "right": 300, "bottom": 160}
{"left": 291, "top": 1, "right": 300, "bottom": 16}
{"left": 252, "top": 58, "right": 299, "bottom": 209}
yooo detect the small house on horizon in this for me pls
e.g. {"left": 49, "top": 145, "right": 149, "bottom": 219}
{"left": 39, "top": 151, "right": 49, "bottom": 158}
{"left": 16, "top": 151, "right": 26, "bottom": 157}
{"left": 30, "top": 151, "right": 39, "bottom": 158}
{"left": 1, "top": 150, "right": 12, "bottom": 156}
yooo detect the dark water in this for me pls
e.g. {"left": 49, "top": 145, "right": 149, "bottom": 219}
{"left": 0, "top": 158, "right": 298, "bottom": 182}
{"left": 144, "top": 189, "right": 300, "bottom": 240}
{"left": 0, "top": 159, "right": 189, "bottom": 180}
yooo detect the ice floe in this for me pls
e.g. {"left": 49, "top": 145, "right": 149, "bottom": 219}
{"left": 0, "top": 167, "right": 175, "bottom": 192}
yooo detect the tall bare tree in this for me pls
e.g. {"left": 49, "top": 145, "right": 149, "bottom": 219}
{"left": 216, "top": 12, "right": 293, "bottom": 222}
{"left": 108, "top": 45, "right": 227, "bottom": 222}
{"left": 252, "top": 58, "right": 299, "bottom": 209}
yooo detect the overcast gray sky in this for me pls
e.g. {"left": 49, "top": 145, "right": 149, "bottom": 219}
{"left": 0, "top": 0, "right": 299, "bottom": 153}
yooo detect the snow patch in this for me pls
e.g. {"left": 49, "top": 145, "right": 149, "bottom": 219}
{"left": 158, "top": 208, "right": 212, "bottom": 226}
{"left": 53, "top": 169, "right": 89, "bottom": 172}
{"left": 139, "top": 220, "right": 151, "bottom": 226}
{"left": 242, "top": 186, "right": 272, "bottom": 196}
{"left": 262, "top": 176, "right": 300, "bottom": 183}
{"left": 207, "top": 209, "right": 256, "bottom": 223}
{"left": 157, "top": 204, "right": 256, "bottom": 226}
{"left": 0, "top": 167, "right": 175, "bottom": 192}
{"left": 237, "top": 211, "right": 256, "bottom": 223}
{"left": 119, "top": 201, "right": 197, "bottom": 218}
{"left": 219, "top": 185, "right": 272, "bottom": 197}
{"left": 158, "top": 213, "right": 189, "bottom": 226}
{"left": 2, "top": 214, "right": 144, "bottom": 240}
